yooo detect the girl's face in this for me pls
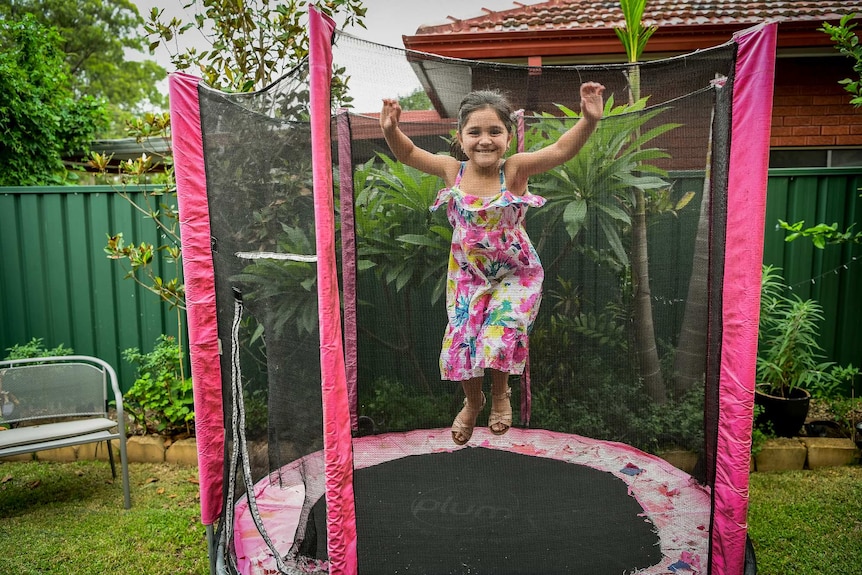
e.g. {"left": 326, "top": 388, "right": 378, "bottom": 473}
{"left": 457, "top": 107, "right": 512, "bottom": 168}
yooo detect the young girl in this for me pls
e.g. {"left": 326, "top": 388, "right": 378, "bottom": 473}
{"left": 380, "top": 82, "right": 605, "bottom": 445}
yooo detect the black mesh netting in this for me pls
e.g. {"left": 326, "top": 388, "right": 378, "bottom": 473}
{"left": 201, "top": 31, "right": 741, "bottom": 575}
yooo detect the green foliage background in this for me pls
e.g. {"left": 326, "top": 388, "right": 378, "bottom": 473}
{"left": 0, "top": 15, "right": 108, "bottom": 185}
{"left": 1, "top": 0, "right": 169, "bottom": 134}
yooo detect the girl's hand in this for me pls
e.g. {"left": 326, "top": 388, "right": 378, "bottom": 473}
{"left": 580, "top": 82, "right": 605, "bottom": 123}
{"left": 380, "top": 98, "right": 402, "bottom": 133}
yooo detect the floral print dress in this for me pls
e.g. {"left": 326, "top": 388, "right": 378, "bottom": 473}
{"left": 430, "top": 162, "right": 546, "bottom": 381}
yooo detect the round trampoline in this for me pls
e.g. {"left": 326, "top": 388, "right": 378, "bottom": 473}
{"left": 170, "top": 11, "right": 776, "bottom": 574}
{"left": 233, "top": 428, "right": 710, "bottom": 575}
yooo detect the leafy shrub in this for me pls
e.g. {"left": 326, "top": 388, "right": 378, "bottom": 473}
{"left": 529, "top": 296, "right": 705, "bottom": 455}
{"left": 122, "top": 335, "right": 194, "bottom": 436}
{"left": 809, "top": 395, "right": 862, "bottom": 439}
{"left": 4, "top": 337, "right": 73, "bottom": 360}
{"left": 358, "top": 378, "right": 453, "bottom": 433}
{"left": 757, "top": 265, "right": 859, "bottom": 398}
{"left": 530, "top": 367, "right": 705, "bottom": 454}
{"left": 242, "top": 387, "right": 269, "bottom": 440}
{"left": 751, "top": 404, "right": 774, "bottom": 456}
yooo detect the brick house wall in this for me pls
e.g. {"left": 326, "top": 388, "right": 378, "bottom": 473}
{"left": 403, "top": 2, "right": 862, "bottom": 159}
{"left": 771, "top": 56, "right": 862, "bottom": 148}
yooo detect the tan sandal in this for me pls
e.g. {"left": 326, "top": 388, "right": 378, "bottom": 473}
{"left": 488, "top": 387, "right": 512, "bottom": 436}
{"left": 451, "top": 392, "right": 485, "bottom": 445}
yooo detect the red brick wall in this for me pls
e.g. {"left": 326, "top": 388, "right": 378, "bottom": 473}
{"left": 771, "top": 56, "right": 862, "bottom": 148}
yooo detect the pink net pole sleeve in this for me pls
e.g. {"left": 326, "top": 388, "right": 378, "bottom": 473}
{"left": 169, "top": 71, "right": 226, "bottom": 526}
{"left": 309, "top": 8, "right": 358, "bottom": 574}
{"left": 711, "top": 21, "right": 776, "bottom": 575}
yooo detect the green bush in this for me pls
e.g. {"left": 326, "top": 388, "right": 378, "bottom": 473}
{"left": 242, "top": 387, "right": 269, "bottom": 440}
{"left": 528, "top": 300, "right": 705, "bottom": 454}
{"left": 757, "top": 265, "right": 859, "bottom": 398}
{"left": 359, "top": 377, "right": 453, "bottom": 433}
{"left": 122, "top": 335, "right": 194, "bottom": 436}
{"left": 750, "top": 404, "right": 774, "bottom": 456}
{"left": 530, "top": 367, "right": 705, "bottom": 454}
{"left": 3, "top": 337, "right": 73, "bottom": 360}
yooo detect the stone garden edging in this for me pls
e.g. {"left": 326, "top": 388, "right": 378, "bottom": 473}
{"left": 5, "top": 436, "right": 859, "bottom": 473}
{"left": 0, "top": 436, "right": 199, "bottom": 466}
{"left": 754, "top": 437, "right": 859, "bottom": 472}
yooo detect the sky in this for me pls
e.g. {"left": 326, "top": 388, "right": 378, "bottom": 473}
{"left": 133, "top": 0, "right": 527, "bottom": 49}
{"left": 131, "top": 0, "right": 538, "bottom": 110}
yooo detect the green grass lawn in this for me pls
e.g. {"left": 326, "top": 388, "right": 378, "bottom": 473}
{"left": 747, "top": 465, "right": 862, "bottom": 575}
{"left": 1, "top": 459, "right": 860, "bottom": 574}
{"left": 0, "top": 460, "right": 208, "bottom": 575}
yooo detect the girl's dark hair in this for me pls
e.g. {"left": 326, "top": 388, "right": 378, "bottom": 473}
{"left": 457, "top": 90, "right": 516, "bottom": 133}
{"left": 450, "top": 90, "right": 515, "bottom": 160}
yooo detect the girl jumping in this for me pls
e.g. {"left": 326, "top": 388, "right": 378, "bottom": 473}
{"left": 380, "top": 82, "right": 605, "bottom": 445}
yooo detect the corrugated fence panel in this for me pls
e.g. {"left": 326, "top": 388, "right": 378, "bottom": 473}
{"left": 2, "top": 171, "right": 860, "bottom": 391}
{"left": 763, "top": 168, "right": 862, "bottom": 374}
{"left": 0, "top": 186, "right": 183, "bottom": 392}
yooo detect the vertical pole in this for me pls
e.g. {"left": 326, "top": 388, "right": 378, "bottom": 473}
{"left": 337, "top": 109, "right": 360, "bottom": 431}
{"left": 712, "top": 21, "right": 776, "bottom": 575}
{"left": 309, "top": 8, "right": 358, "bottom": 574}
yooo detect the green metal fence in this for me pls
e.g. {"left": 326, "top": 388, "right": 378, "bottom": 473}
{"left": 762, "top": 167, "right": 862, "bottom": 374}
{"left": 0, "top": 185, "right": 183, "bottom": 391}
{"left": 1, "top": 169, "right": 860, "bottom": 393}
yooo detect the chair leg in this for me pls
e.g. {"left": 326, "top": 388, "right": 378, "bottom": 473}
{"left": 106, "top": 440, "right": 117, "bottom": 479}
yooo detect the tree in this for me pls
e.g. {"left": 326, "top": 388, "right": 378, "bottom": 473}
{"left": 98, "top": 1, "right": 368, "bottom": 313}
{"left": 0, "top": 14, "right": 108, "bottom": 185}
{"left": 821, "top": 12, "right": 862, "bottom": 107}
{"left": 779, "top": 12, "right": 862, "bottom": 247}
{"left": 144, "top": 0, "right": 366, "bottom": 94}
{"left": 398, "top": 89, "right": 433, "bottom": 111}
{"left": 0, "top": 0, "right": 168, "bottom": 136}
{"left": 615, "top": 0, "right": 667, "bottom": 403}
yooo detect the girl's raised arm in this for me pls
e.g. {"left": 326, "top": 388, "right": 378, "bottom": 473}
{"left": 505, "top": 82, "right": 605, "bottom": 192}
{"left": 380, "top": 99, "right": 458, "bottom": 183}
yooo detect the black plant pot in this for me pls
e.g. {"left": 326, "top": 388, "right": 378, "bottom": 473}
{"left": 754, "top": 387, "right": 811, "bottom": 438}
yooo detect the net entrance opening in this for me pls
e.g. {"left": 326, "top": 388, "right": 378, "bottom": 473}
{"left": 329, "top": 36, "right": 731, "bottom": 574}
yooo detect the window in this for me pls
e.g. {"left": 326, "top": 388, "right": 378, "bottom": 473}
{"left": 769, "top": 148, "right": 862, "bottom": 168}
{"left": 831, "top": 149, "right": 862, "bottom": 167}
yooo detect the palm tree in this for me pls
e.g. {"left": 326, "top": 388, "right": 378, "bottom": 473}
{"left": 615, "top": 0, "right": 666, "bottom": 403}
{"left": 671, "top": 107, "right": 717, "bottom": 394}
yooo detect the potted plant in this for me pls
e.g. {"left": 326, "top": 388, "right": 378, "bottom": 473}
{"left": 755, "top": 265, "right": 858, "bottom": 437}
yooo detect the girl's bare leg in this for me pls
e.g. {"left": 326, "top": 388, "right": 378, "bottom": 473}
{"left": 452, "top": 377, "right": 485, "bottom": 445}
{"left": 489, "top": 369, "right": 512, "bottom": 435}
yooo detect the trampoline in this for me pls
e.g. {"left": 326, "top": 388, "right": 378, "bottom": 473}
{"left": 169, "top": 9, "right": 775, "bottom": 575}
{"left": 233, "top": 429, "right": 710, "bottom": 575}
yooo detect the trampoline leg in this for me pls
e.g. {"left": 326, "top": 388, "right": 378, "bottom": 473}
{"left": 745, "top": 533, "right": 758, "bottom": 575}
{"left": 206, "top": 524, "right": 216, "bottom": 575}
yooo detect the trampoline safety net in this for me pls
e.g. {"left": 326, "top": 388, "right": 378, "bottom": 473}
{"left": 171, "top": 13, "right": 774, "bottom": 575}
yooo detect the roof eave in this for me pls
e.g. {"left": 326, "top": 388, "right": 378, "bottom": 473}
{"left": 402, "top": 20, "right": 838, "bottom": 60}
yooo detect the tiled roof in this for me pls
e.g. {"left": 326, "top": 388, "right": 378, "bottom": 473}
{"left": 414, "top": 0, "right": 862, "bottom": 35}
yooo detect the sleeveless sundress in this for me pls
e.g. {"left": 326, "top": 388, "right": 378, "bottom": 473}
{"left": 430, "top": 162, "right": 546, "bottom": 381}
